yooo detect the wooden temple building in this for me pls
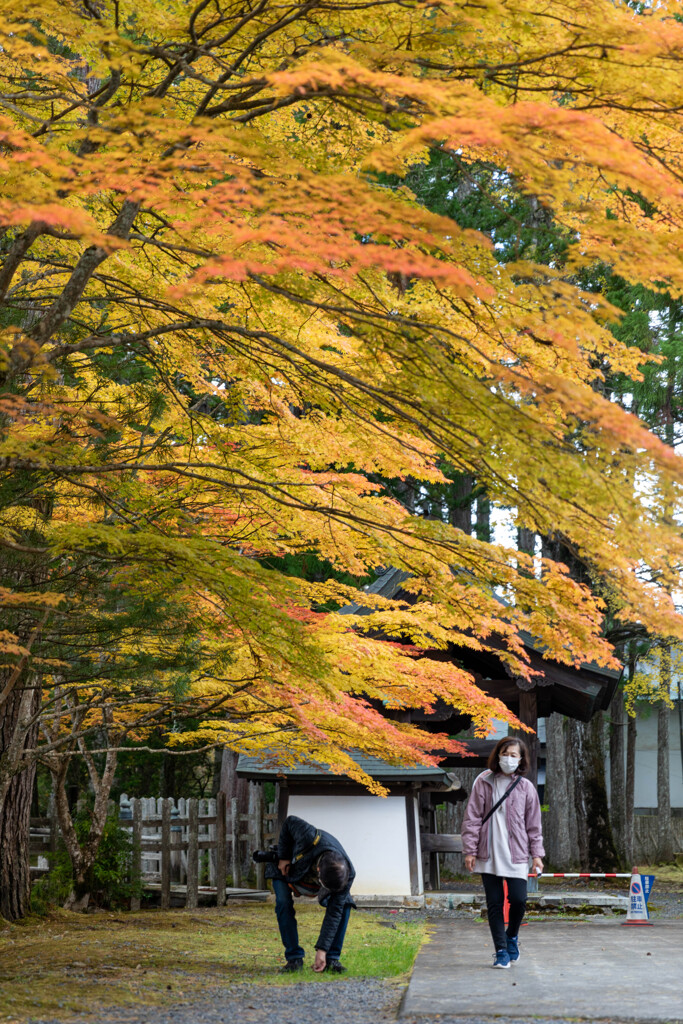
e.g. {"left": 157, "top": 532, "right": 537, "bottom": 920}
{"left": 238, "top": 567, "right": 621, "bottom": 899}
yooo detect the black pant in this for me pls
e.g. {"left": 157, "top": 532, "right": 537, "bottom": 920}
{"left": 481, "top": 873, "right": 527, "bottom": 952}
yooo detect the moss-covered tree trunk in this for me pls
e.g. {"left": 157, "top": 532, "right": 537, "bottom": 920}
{"left": 0, "top": 676, "right": 40, "bottom": 921}
{"left": 545, "top": 713, "right": 577, "bottom": 869}
{"left": 625, "top": 712, "right": 637, "bottom": 867}
{"left": 570, "top": 714, "right": 618, "bottom": 870}
{"left": 657, "top": 648, "right": 674, "bottom": 863}
{"left": 609, "top": 688, "right": 627, "bottom": 867}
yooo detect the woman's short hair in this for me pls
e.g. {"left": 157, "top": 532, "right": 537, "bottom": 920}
{"left": 318, "top": 852, "right": 350, "bottom": 892}
{"left": 486, "top": 736, "right": 530, "bottom": 775}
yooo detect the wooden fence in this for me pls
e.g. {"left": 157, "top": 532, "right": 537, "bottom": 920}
{"left": 29, "top": 791, "right": 278, "bottom": 908}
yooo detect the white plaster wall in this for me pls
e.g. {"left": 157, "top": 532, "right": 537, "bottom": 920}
{"left": 605, "top": 706, "right": 683, "bottom": 808}
{"left": 287, "top": 794, "right": 416, "bottom": 895}
{"left": 631, "top": 709, "right": 683, "bottom": 808}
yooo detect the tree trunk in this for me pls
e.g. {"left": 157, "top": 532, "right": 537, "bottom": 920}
{"left": 544, "top": 713, "right": 574, "bottom": 869}
{"left": 569, "top": 715, "right": 617, "bottom": 869}
{"left": 475, "top": 491, "right": 491, "bottom": 544}
{"left": 217, "top": 747, "right": 250, "bottom": 873}
{"left": 625, "top": 712, "right": 637, "bottom": 868}
{"left": 567, "top": 718, "right": 589, "bottom": 866}
{"left": 657, "top": 648, "right": 674, "bottom": 863}
{"left": 161, "top": 753, "right": 176, "bottom": 800}
{"left": 441, "top": 764, "right": 478, "bottom": 876}
{"left": 448, "top": 473, "right": 473, "bottom": 534}
{"left": 609, "top": 686, "right": 627, "bottom": 866}
{"left": 656, "top": 700, "right": 674, "bottom": 862}
{"left": 539, "top": 529, "right": 617, "bottom": 868}
{"left": 517, "top": 527, "right": 535, "bottom": 555}
{"left": 0, "top": 677, "right": 40, "bottom": 921}
{"left": 47, "top": 712, "right": 119, "bottom": 911}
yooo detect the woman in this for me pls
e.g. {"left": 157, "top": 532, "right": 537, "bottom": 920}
{"left": 461, "top": 737, "right": 544, "bottom": 969}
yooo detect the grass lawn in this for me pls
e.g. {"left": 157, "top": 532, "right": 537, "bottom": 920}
{"left": 0, "top": 903, "right": 424, "bottom": 1023}
{"left": 639, "top": 862, "right": 683, "bottom": 884}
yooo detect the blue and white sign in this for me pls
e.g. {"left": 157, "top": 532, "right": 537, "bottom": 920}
{"left": 625, "top": 873, "right": 655, "bottom": 925}
{"left": 641, "top": 875, "right": 655, "bottom": 904}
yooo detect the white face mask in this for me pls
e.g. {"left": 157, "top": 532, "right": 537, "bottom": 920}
{"left": 499, "top": 754, "right": 521, "bottom": 775}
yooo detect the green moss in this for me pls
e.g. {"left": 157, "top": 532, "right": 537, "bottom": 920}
{"left": 0, "top": 904, "right": 424, "bottom": 1021}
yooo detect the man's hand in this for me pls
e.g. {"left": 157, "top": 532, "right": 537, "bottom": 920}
{"left": 531, "top": 857, "right": 544, "bottom": 876}
{"left": 278, "top": 859, "right": 291, "bottom": 876}
{"left": 313, "top": 949, "right": 327, "bottom": 972}
{"left": 464, "top": 855, "right": 476, "bottom": 873}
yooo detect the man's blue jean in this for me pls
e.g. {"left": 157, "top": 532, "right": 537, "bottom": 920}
{"left": 273, "top": 879, "right": 351, "bottom": 963}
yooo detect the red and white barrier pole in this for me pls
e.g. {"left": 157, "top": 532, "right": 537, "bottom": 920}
{"left": 525, "top": 867, "right": 656, "bottom": 925}
{"left": 529, "top": 872, "right": 632, "bottom": 878}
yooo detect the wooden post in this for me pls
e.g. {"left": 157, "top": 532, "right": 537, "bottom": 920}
{"left": 230, "top": 796, "right": 241, "bottom": 890}
{"left": 170, "top": 803, "right": 182, "bottom": 884}
{"left": 516, "top": 689, "right": 539, "bottom": 789}
{"left": 161, "top": 797, "right": 171, "bottom": 910}
{"left": 405, "top": 791, "right": 421, "bottom": 896}
{"left": 276, "top": 783, "right": 289, "bottom": 829}
{"left": 186, "top": 798, "right": 199, "bottom": 910}
{"left": 48, "top": 791, "right": 59, "bottom": 854}
{"left": 216, "top": 791, "right": 227, "bottom": 906}
{"left": 131, "top": 798, "right": 142, "bottom": 911}
{"left": 252, "top": 784, "right": 265, "bottom": 890}
{"left": 178, "top": 797, "right": 188, "bottom": 883}
{"left": 205, "top": 798, "right": 216, "bottom": 885}
{"left": 428, "top": 806, "right": 440, "bottom": 891}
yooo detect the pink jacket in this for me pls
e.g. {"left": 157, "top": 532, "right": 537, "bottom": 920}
{"left": 461, "top": 770, "right": 545, "bottom": 864}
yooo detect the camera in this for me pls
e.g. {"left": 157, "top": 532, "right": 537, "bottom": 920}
{"left": 252, "top": 846, "right": 279, "bottom": 864}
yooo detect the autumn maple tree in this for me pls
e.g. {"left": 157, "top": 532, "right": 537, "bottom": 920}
{"left": 3, "top": 0, "right": 683, "bottom": 918}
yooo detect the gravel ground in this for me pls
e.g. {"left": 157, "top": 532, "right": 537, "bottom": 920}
{"left": 27, "top": 980, "right": 402, "bottom": 1024}
{"left": 27, "top": 979, "right": 683, "bottom": 1024}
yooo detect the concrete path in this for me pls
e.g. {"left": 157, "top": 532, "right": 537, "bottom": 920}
{"left": 401, "top": 919, "right": 683, "bottom": 1021}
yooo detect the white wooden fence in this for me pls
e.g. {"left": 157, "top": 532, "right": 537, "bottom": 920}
{"left": 30, "top": 790, "right": 278, "bottom": 908}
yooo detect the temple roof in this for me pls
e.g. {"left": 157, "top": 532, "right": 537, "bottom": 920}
{"left": 236, "top": 752, "right": 450, "bottom": 784}
{"left": 339, "top": 566, "right": 621, "bottom": 722}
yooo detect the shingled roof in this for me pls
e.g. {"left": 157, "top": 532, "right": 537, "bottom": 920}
{"left": 236, "top": 752, "right": 449, "bottom": 783}
{"left": 338, "top": 566, "right": 621, "bottom": 721}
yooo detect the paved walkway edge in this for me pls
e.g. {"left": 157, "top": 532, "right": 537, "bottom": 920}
{"left": 400, "top": 918, "right": 683, "bottom": 1021}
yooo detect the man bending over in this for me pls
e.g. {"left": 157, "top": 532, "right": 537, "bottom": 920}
{"left": 267, "top": 815, "right": 355, "bottom": 974}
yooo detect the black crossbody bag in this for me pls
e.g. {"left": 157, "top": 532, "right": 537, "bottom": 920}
{"left": 481, "top": 774, "right": 522, "bottom": 826}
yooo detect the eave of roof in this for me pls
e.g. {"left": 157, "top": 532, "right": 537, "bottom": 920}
{"left": 236, "top": 752, "right": 448, "bottom": 783}
{"left": 339, "top": 567, "right": 622, "bottom": 682}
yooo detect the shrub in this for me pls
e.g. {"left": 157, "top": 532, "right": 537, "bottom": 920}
{"left": 30, "top": 809, "right": 142, "bottom": 913}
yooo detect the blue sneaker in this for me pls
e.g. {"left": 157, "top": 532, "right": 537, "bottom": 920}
{"left": 506, "top": 935, "right": 520, "bottom": 963}
{"left": 492, "top": 949, "right": 511, "bottom": 969}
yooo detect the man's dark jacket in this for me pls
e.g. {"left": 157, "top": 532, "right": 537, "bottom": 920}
{"left": 274, "top": 815, "right": 355, "bottom": 952}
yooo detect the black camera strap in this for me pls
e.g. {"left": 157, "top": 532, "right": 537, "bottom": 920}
{"left": 288, "top": 830, "right": 323, "bottom": 897}
{"left": 291, "top": 830, "right": 321, "bottom": 865}
{"left": 481, "top": 775, "right": 521, "bottom": 826}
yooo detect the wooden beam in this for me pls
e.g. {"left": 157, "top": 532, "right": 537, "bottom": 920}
{"left": 421, "top": 833, "right": 463, "bottom": 853}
